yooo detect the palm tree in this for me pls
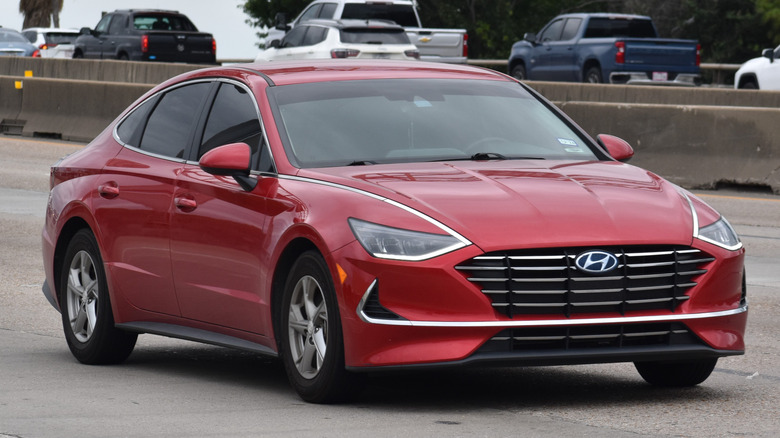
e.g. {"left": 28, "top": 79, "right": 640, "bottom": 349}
{"left": 19, "top": 0, "right": 64, "bottom": 29}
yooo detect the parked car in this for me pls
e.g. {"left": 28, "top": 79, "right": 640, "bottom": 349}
{"left": 0, "top": 28, "right": 39, "bottom": 57}
{"left": 42, "top": 59, "right": 747, "bottom": 404}
{"left": 508, "top": 13, "right": 701, "bottom": 85}
{"left": 734, "top": 45, "right": 780, "bottom": 90}
{"left": 22, "top": 27, "right": 79, "bottom": 58}
{"left": 256, "top": 19, "right": 419, "bottom": 62}
{"left": 270, "top": 0, "right": 467, "bottom": 63}
{"left": 73, "top": 9, "right": 216, "bottom": 63}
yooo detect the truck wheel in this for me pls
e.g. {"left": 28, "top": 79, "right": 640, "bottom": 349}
{"left": 740, "top": 80, "right": 758, "bottom": 89}
{"left": 584, "top": 66, "right": 603, "bottom": 83}
{"left": 634, "top": 358, "right": 717, "bottom": 387}
{"left": 279, "top": 251, "right": 358, "bottom": 403}
{"left": 72, "top": 50, "right": 83, "bottom": 59}
{"left": 118, "top": 53, "right": 129, "bottom": 61}
{"left": 511, "top": 64, "right": 527, "bottom": 80}
{"left": 60, "top": 229, "right": 137, "bottom": 364}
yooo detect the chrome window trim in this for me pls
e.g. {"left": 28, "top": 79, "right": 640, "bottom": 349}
{"left": 113, "top": 77, "right": 277, "bottom": 173}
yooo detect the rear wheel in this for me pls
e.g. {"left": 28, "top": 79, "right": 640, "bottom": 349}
{"left": 279, "top": 251, "right": 357, "bottom": 403}
{"left": 60, "top": 229, "right": 137, "bottom": 364}
{"left": 584, "top": 66, "right": 603, "bottom": 83}
{"left": 634, "top": 358, "right": 717, "bottom": 387}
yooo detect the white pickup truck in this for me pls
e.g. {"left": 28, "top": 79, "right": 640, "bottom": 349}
{"left": 268, "top": 0, "right": 468, "bottom": 63}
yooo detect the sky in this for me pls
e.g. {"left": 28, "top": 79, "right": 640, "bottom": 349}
{"left": 0, "top": 0, "right": 260, "bottom": 60}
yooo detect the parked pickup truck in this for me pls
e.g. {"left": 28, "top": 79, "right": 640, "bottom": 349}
{"left": 73, "top": 9, "right": 216, "bottom": 64}
{"left": 268, "top": 0, "right": 467, "bottom": 63}
{"left": 508, "top": 13, "right": 700, "bottom": 85}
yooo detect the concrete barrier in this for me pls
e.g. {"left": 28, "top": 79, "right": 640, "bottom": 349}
{"left": 0, "top": 76, "right": 25, "bottom": 135}
{"left": 526, "top": 81, "right": 780, "bottom": 108}
{"left": 559, "top": 101, "right": 780, "bottom": 194}
{"left": 13, "top": 77, "right": 152, "bottom": 142}
{"left": 0, "top": 57, "right": 202, "bottom": 85}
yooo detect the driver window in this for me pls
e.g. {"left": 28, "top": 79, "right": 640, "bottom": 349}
{"left": 95, "top": 15, "right": 112, "bottom": 33}
{"left": 298, "top": 4, "right": 322, "bottom": 23}
{"left": 200, "top": 83, "right": 272, "bottom": 172}
{"left": 540, "top": 19, "right": 564, "bottom": 42}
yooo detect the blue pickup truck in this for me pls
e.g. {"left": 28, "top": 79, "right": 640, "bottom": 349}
{"left": 508, "top": 13, "right": 701, "bottom": 85}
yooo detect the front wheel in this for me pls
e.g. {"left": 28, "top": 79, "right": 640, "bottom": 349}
{"left": 60, "top": 229, "right": 137, "bottom": 364}
{"left": 511, "top": 64, "right": 527, "bottom": 80}
{"left": 279, "top": 251, "right": 357, "bottom": 403}
{"left": 634, "top": 358, "right": 717, "bottom": 387}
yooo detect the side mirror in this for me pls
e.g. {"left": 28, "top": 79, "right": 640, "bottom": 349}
{"left": 274, "top": 12, "right": 291, "bottom": 32}
{"left": 199, "top": 142, "right": 257, "bottom": 191}
{"left": 597, "top": 134, "right": 634, "bottom": 162}
{"left": 79, "top": 27, "right": 93, "bottom": 36}
{"left": 762, "top": 48, "right": 774, "bottom": 63}
{"left": 268, "top": 39, "right": 281, "bottom": 49}
{"left": 523, "top": 32, "right": 537, "bottom": 44}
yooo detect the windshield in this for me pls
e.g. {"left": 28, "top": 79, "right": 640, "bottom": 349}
{"left": 0, "top": 31, "right": 30, "bottom": 43}
{"left": 269, "top": 79, "right": 599, "bottom": 168}
{"left": 341, "top": 4, "right": 420, "bottom": 27}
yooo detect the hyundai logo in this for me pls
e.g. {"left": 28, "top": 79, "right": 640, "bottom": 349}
{"left": 575, "top": 250, "right": 619, "bottom": 274}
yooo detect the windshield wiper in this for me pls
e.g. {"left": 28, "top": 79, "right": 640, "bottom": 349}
{"left": 346, "top": 160, "right": 377, "bottom": 166}
{"left": 470, "top": 152, "right": 508, "bottom": 160}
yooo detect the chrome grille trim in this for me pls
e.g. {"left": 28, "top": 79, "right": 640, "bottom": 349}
{"left": 456, "top": 246, "right": 715, "bottom": 318}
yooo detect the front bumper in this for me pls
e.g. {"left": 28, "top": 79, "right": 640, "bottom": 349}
{"left": 335, "top": 239, "right": 747, "bottom": 370}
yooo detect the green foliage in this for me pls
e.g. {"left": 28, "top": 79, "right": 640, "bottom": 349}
{"left": 241, "top": 0, "right": 780, "bottom": 62}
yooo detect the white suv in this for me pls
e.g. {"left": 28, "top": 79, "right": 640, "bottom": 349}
{"left": 21, "top": 27, "right": 80, "bottom": 58}
{"left": 735, "top": 45, "right": 780, "bottom": 90}
{"left": 255, "top": 19, "right": 419, "bottom": 62}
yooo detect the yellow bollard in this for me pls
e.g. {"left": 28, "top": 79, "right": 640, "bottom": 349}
{"left": 24, "top": 70, "right": 33, "bottom": 77}
{"left": 15, "top": 81, "right": 23, "bottom": 89}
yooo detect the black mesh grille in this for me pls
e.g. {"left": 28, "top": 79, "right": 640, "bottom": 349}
{"left": 479, "top": 322, "right": 701, "bottom": 353}
{"left": 456, "top": 246, "right": 714, "bottom": 318}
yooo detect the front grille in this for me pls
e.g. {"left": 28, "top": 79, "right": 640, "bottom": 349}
{"left": 480, "top": 322, "right": 701, "bottom": 353}
{"left": 456, "top": 246, "right": 714, "bottom": 318}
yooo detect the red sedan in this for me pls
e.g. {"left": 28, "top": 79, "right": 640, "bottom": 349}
{"left": 42, "top": 60, "right": 747, "bottom": 403}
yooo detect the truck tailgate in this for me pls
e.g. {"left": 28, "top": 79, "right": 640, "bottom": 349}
{"left": 405, "top": 28, "right": 466, "bottom": 63}
{"left": 623, "top": 38, "right": 698, "bottom": 69}
{"left": 146, "top": 31, "right": 215, "bottom": 63}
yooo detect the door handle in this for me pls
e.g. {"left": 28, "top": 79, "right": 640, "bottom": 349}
{"left": 175, "top": 196, "right": 197, "bottom": 211}
{"left": 98, "top": 183, "right": 119, "bottom": 199}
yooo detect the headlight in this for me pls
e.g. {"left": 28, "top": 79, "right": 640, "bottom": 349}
{"left": 348, "top": 218, "right": 467, "bottom": 261}
{"left": 698, "top": 217, "right": 742, "bottom": 251}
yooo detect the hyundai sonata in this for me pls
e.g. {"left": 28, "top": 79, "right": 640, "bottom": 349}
{"left": 42, "top": 60, "right": 747, "bottom": 403}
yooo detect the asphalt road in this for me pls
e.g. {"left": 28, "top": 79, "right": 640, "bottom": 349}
{"left": 1, "top": 135, "right": 779, "bottom": 438}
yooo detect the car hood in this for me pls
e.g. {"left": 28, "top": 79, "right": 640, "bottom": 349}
{"left": 301, "top": 160, "right": 695, "bottom": 251}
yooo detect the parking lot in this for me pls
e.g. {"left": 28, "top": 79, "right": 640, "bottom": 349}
{"left": 1, "top": 135, "right": 779, "bottom": 437}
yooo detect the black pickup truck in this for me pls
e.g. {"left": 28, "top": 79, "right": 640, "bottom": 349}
{"left": 73, "top": 9, "right": 216, "bottom": 64}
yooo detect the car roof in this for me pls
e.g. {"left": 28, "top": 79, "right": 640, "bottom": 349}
{"left": 557, "top": 12, "right": 651, "bottom": 20}
{"left": 228, "top": 60, "right": 512, "bottom": 87}
{"left": 301, "top": 19, "right": 404, "bottom": 31}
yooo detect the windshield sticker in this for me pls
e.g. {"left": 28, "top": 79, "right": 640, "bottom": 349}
{"left": 558, "top": 138, "right": 578, "bottom": 146}
{"left": 414, "top": 97, "right": 432, "bottom": 108}
{"left": 565, "top": 147, "right": 586, "bottom": 153}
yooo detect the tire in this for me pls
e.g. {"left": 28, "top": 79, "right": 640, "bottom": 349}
{"left": 118, "top": 53, "right": 129, "bottom": 61}
{"left": 511, "top": 64, "right": 527, "bottom": 80}
{"left": 740, "top": 80, "right": 758, "bottom": 89}
{"left": 72, "top": 50, "right": 83, "bottom": 59}
{"left": 279, "top": 251, "right": 357, "bottom": 403}
{"left": 60, "top": 229, "right": 137, "bottom": 364}
{"left": 634, "top": 358, "right": 717, "bottom": 387}
{"left": 584, "top": 66, "right": 603, "bottom": 83}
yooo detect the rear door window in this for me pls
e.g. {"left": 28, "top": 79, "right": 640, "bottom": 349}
{"left": 138, "top": 82, "right": 212, "bottom": 159}
{"left": 561, "top": 18, "right": 582, "bottom": 41}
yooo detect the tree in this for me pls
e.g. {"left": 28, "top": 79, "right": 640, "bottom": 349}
{"left": 19, "top": 0, "right": 63, "bottom": 29}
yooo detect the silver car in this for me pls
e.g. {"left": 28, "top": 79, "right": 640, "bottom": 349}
{"left": 0, "top": 28, "right": 39, "bottom": 57}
